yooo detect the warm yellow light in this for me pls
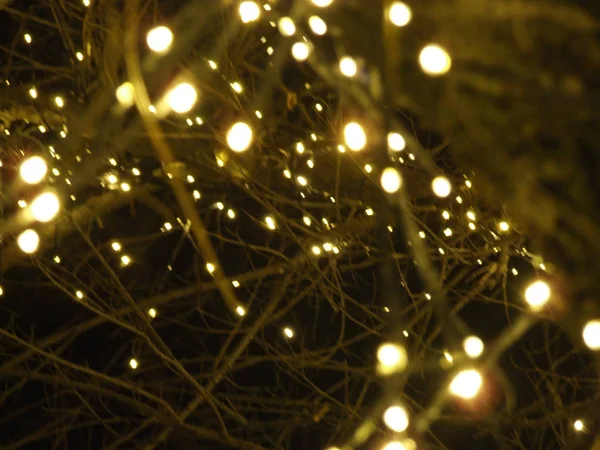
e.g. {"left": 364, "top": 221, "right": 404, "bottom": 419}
{"left": 236, "top": 305, "right": 246, "bottom": 316}
{"left": 283, "top": 327, "right": 294, "bottom": 338}
{"left": 148, "top": 308, "right": 157, "bottom": 318}
{"left": 582, "top": 320, "right": 600, "bottom": 350}
{"left": 432, "top": 176, "right": 452, "bottom": 198}
{"left": 83, "top": 0, "right": 91, "bottom": 6}
{"left": 129, "top": 358, "right": 138, "bottom": 369}
{"left": 498, "top": 221, "right": 510, "bottom": 232}
{"left": 278, "top": 17, "right": 296, "bottom": 36}
{"left": 239, "top": 1, "right": 260, "bottom": 23}
{"left": 231, "top": 82, "right": 243, "bottom": 93}
{"left": 20, "top": 156, "right": 47, "bottom": 184}
{"left": 167, "top": 82, "right": 197, "bottom": 114}
{"left": 206, "top": 262, "right": 216, "bottom": 274}
{"left": 232, "top": 280, "right": 240, "bottom": 287}
{"left": 76, "top": 290, "right": 84, "bottom": 299}
{"left": 524, "top": 280, "right": 551, "bottom": 311}
{"left": 312, "top": 0, "right": 333, "bottom": 6}
{"left": 18, "top": 229, "right": 40, "bottom": 254}
{"left": 76, "top": 51, "right": 84, "bottom": 61}
{"left": 466, "top": 211, "right": 476, "bottom": 221}
{"left": 387, "top": 132, "right": 406, "bottom": 152}
{"left": 265, "top": 216, "right": 276, "bottom": 230}
{"left": 24, "top": 33, "right": 32, "bottom": 44}
{"left": 344, "top": 122, "right": 367, "bottom": 151}
{"left": 388, "top": 2, "right": 412, "bottom": 27}
{"left": 120, "top": 182, "right": 131, "bottom": 192}
{"left": 381, "top": 167, "right": 402, "bottom": 193}
{"left": 382, "top": 440, "right": 415, "bottom": 450}
{"left": 311, "top": 245, "right": 321, "bottom": 255}
{"left": 296, "top": 142, "right": 305, "bottom": 153}
{"left": 227, "top": 209, "right": 236, "bottom": 219}
{"left": 574, "top": 419, "right": 585, "bottom": 431}
{"left": 116, "top": 82, "right": 135, "bottom": 108}
{"left": 463, "top": 335, "right": 484, "bottom": 358}
{"left": 146, "top": 26, "right": 173, "bottom": 53}
{"left": 376, "top": 342, "right": 408, "bottom": 375}
{"left": 308, "top": 16, "right": 327, "bottom": 35}
{"left": 29, "top": 87, "right": 38, "bottom": 99}
{"left": 121, "top": 255, "right": 132, "bottom": 266}
{"left": 339, "top": 56, "right": 358, "bottom": 77}
{"left": 227, "top": 122, "right": 253, "bottom": 152}
{"left": 449, "top": 369, "right": 482, "bottom": 399}
{"left": 54, "top": 96, "right": 65, "bottom": 108}
{"left": 292, "top": 42, "right": 311, "bottom": 61}
{"left": 111, "top": 241, "right": 122, "bottom": 252}
{"left": 419, "top": 44, "right": 452, "bottom": 76}
{"left": 31, "top": 192, "right": 60, "bottom": 222}
{"left": 383, "top": 405, "right": 409, "bottom": 432}
{"left": 443, "top": 228, "right": 453, "bottom": 237}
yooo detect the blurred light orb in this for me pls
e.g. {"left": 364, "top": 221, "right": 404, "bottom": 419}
{"left": 308, "top": 16, "right": 327, "bottom": 35}
{"left": 388, "top": 2, "right": 412, "bottom": 27}
{"left": 383, "top": 405, "right": 409, "bottom": 432}
{"left": 146, "top": 26, "right": 173, "bottom": 53}
{"left": 419, "top": 44, "right": 451, "bottom": 76}
{"left": 498, "top": 221, "right": 510, "bottom": 232}
{"left": 382, "top": 440, "right": 415, "bottom": 450}
{"left": 524, "top": 280, "right": 551, "bottom": 311}
{"left": 31, "top": 192, "right": 60, "bottom": 223}
{"left": 343, "top": 122, "right": 367, "bottom": 151}
{"left": 376, "top": 342, "right": 408, "bottom": 375}
{"left": 339, "top": 56, "right": 358, "bottom": 77}
{"left": 449, "top": 369, "right": 482, "bottom": 399}
{"left": 463, "top": 335, "right": 484, "bottom": 358}
{"left": 129, "top": 358, "right": 138, "bottom": 369}
{"left": 20, "top": 156, "right": 47, "bottom": 184}
{"left": 167, "top": 82, "right": 197, "bottom": 113}
{"left": 381, "top": 167, "right": 402, "bottom": 193}
{"left": 292, "top": 42, "right": 311, "bottom": 61}
{"left": 227, "top": 122, "right": 253, "bottom": 152}
{"left": 432, "top": 176, "right": 452, "bottom": 198}
{"left": 116, "top": 82, "right": 135, "bottom": 108}
{"left": 18, "top": 229, "right": 40, "bottom": 254}
{"left": 574, "top": 419, "right": 585, "bottom": 431}
{"left": 387, "top": 132, "right": 406, "bottom": 151}
{"left": 583, "top": 320, "right": 600, "bottom": 350}
{"left": 312, "top": 0, "right": 333, "bottom": 6}
{"left": 239, "top": 1, "right": 260, "bottom": 23}
{"left": 278, "top": 17, "right": 296, "bottom": 36}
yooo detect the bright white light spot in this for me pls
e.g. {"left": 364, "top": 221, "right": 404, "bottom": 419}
{"left": 388, "top": 2, "right": 412, "bottom": 27}
{"left": 164, "top": 222, "right": 173, "bottom": 231}
{"left": 231, "top": 82, "right": 243, "bottom": 93}
{"left": 146, "top": 26, "right": 173, "bottom": 53}
{"left": 583, "top": 320, "right": 600, "bottom": 350}
{"left": 227, "top": 122, "right": 253, "bottom": 152}
{"left": 76, "top": 52, "right": 84, "bottom": 61}
{"left": 111, "top": 241, "right": 122, "bottom": 252}
{"left": 308, "top": 16, "right": 327, "bottom": 35}
{"left": 311, "top": 246, "right": 321, "bottom": 255}
{"left": 265, "top": 216, "right": 276, "bottom": 230}
{"left": 524, "top": 280, "right": 551, "bottom": 311}
{"left": 344, "top": 122, "right": 367, "bottom": 151}
{"left": 376, "top": 343, "right": 408, "bottom": 375}
{"left": 292, "top": 42, "right": 311, "bottom": 61}
{"left": 303, "top": 216, "right": 311, "bottom": 226}
{"left": 449, "top": 369, "right": 482, "bottom": 399}
{"left": 283, "top": 327, "right": 294, "bottom": 338}
{"left": 383, "top": 405, "right": 409, "bottom": 432}
{"left": 129, "top": 358, "right": 138, "bottom": 369}
{"left": 31, "top": 192, "right": 60, "bottom": 222}
{"left": 467, "top": 211, "right": 476, "bottom": 221}
{"left": 206, "top": 263, "right": 216, "bottom": 274}
{"left": 366, "top": 208, "right": 374, "bottom": 216}
{"left": 443, "top": 228, "right": 453, "bottom": 237}
{"left": 278, "top": 17, "right": 296, "bottom": 36}
{"left": 24, "top": 34, "right": 32, "bottom": 44}
{"left": 463, "top": 335, "right": 484, "bottom": 358}
{"left": 232, "top": 280, "right": 240, "bottom": 287}
{"left": 148, "top": 308, "right": 157, "bottom": 318}
{"left": 239, "top": 1, "right": 260, "bottom": 23}
{"left": 236, "top": 306, "right": 246, "bottom": 316}
{"left": 499, "top": 221, "right": 510, "bottom": 232}
{"left": 121, "top": 255, "right": 132, "bottom": 266}
{"left": 76, "top": 290, "right": 84, "bottom": 299}
{"left": 387, "top": 132, "right": 406, "bottom": 151}
{"left": 167, "top": 82, "right": 197, "bottom": 114}
{"left": 296, "top": 142, "right": 305, "bottom": 154}
{"left": 364, "top": 164, "right": 373, "bottom": 173}
{"left": 297, "top": 175, "right": 308, "bottom": 186}
{"left": 339, "top": 56, "right": 358, "bottom": 77}
{"left": 381, "top": 167, "right": 402, "bottom": 193}
{"left": 312, "top": 0, "right": 333, "bottom": 6}
{"left": 29, "top": 87, "right": 38, "bottom": 99}
{"left": 227, "top": 209, "right": 236, "bottom": 219}
{"left": 82, "top": 0, "right": 90, "bottom": 6}
{"left": 574, "top": 419, "right": 585, "bottom": 431}
{"left": 20, "top": 156, "right": 47, "bottom": 184}
{"left": 18, "top": 229, "right": 40, "bottom": 254}
{"left": 54, "top": 96, "right": 64, "bottom": 108}
{"left": 419, "top": 44, "right": 452, "bottom": 76}
{"left": 121, "top": 182, "right": 131, "bottom": 192}
{"left": 432, "top": 176, "right": 452, "bottom": 198}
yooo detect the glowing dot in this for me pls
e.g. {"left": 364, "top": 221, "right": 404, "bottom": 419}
{"left": 193, "top": 190, "right": 201, "bottom": 200}
{"left": 376, "top": 343, "right": 408, "bottom": 375}
{"left": 106, "top": 174, "right": 118, "bottom": 184}
{"left": 432, "top": 176, "right": 452, "bottom": 198}
{"left": 296, "top": 142, "right": 305, "bottom": 153}
{"left": 364, "top": 164, "right": 373, "bottom": 173}
{"left": 29, "top": 87, "right": 38, "bottom": 99}
{"left": 312, "top": 0, "right": 333, "bottom": 6}
{"left": 232, "top": 280, "right": 240, "bottom": 287}
{"left": 111, "top": 241, "right": 122, "bottom": 252}
{"left": 120, "top": 182, "right": 131, "bottom": 192}
{"left": 167, "top": 82, "right": 197, "bottom": 114}
{"left": 146, "top": 26, "right": 173, "bottom": 53}
{"left": 227, "top": 122, "right": 253, "bottom": 152}
{"left": 366, "top": 208, "right": 374, "bottom": 216}
{"left": 383, "top": 405, "right": 409, "bottom": 432}
{"left": 303, "top": 216, "right": 311, "bottom": 226}
{"left": 20, "top": 156, "right": 47, "bottom": 184}
{"left": 468, "top": 222, "right": 476, "bottom": 230}
{"left": 164, "top": 222, "right": 173, "bottom": 231}
{"left": 297, "top": 175, "right": 308, "bottom": 186}
{"left": 239, "top": 1, "right": 260, "bottom": 23}
{"left": 381, "top": 167, "right": 402, "bottom": 193}
{"left": 54, "top": 255, "right": 61, "bottom": 263}
{"left": 449, "top": 369, "right": 482, "bottom": 399}
{"left": 236, "top": 306, "right": 246, "bottom": 316}
{"left": 387, "top": 132, "right": 406, "bottom": 151}
{"left": 583, "top": 320, "right": 600, "bottom": 350}
{"left": 339, "top": 56, "right": 357, "bottom": 77}
{"left": 466, "top": 211, "right": 476, "bottom": 221}
{"left": 76, "top": 290, "right": 84, "bottom": 299}
{"left": 206, "top": 263, "right": 216, "bottom": 274}
{"left": 24, "top": 34, "right": 32, "bottom": 44}
{"left": 148, "top": 105, "right": 157, "bottom": 114}
{"left": 524, "top": 280, "right": 550, "bottom": 311}
{"left": 574, "top": 420, "right": 585, "bottom": 431}
{"left": 308, "top": 16, "right": 327, "bottom": 35}
{"left": 83, "top": 0, "right": 90, "bottom": 6}
{"left": 388, "top": 2, "right": 412, "bottom": 27}
{"left": 463, "top": 335, "right": 484, "bottom": 358}
{"left": 283, "top": 327, "right": 294, "bottom": 338}
{"left": 129, "top": 358, "right": 138, "bottom": 369}
{"left": 382, "top": 440, "right": 416, "bottom": 450}
{"left": 227, "top": 209, "right": 236, "bottom": 219}
{"left": 231, "top": 82, "right": 243, "bottom": 93}
{"left": 76, "top": 52, "right": 84, "bottom": 61}
{"left": 31, "top": 192, "right": 60, "bottom": 222}
{"left": 292, "top": 42, "right": 311, "bottom": 61}
{"left": 121, "top": 255, "right": 132, "bottom": 266}
{"left": 18, "top": 229, "right": 40, "bottom": 254}
{"left": 278, "top": 17, "right": 296, "bottom": 36}
{"left": 265, "top": 216, "right": 276, "bottom": 230}
{"left": 54, "top": 96, "right": 65, "bottom": 108}
{"left": 498, "top": 221, "right": 510, "bottom": 232}
{"left": 419, "top": 44, "right": 452, "bottom": 76}
{"left": 148, "top": 308, "right": 157, "bottom": 318}
{"left": 343, "top": 122, "right": 367, "bottom": 151}
{"left": 311, "top": 246, "right": 321, "bottom": 255}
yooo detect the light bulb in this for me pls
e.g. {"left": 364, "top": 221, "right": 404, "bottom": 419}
{"left": 383, "top": 405, "right": 409, "bottom": 432}
{"left": 312, "top": 0, "right": 333, "bottom": 6}
{"left": 388, "top": 2, "right": 412, "bottom": 27}
{"left": 449, "top": 369, "right": 482, "bottom": 399}
{"left": 31, "top": 192, "right": 60, "bottom": 222}
{"left": 339, "top": 56, "right": 358, "bottom": 77}
{"left": 20, "top": 156, "right": 47, "bottom": 184}
{"left": 583, "top": 320, "right": 600, "bottom": 350}
{"left": 227, "top": 122, "right": 253, "bottom": 152}
{"left": 129, "top": 358, "right": 138, "bottom": 369}
{"left": 116, "top": 82, "right": 135, "bottom": 108}
{"left": 376, "top": 342, "right": 408, "bottom": 375}
{"left": 283, "top": 327, "right": 294, "bottom": 338}
{"left": 498, "top": 221, "right": 510, "bottom": 232}
{"left": 236, "top": 306, "right": 246, "bottom": 316}
{"left": 343, "top": 122, "right": 367, "bottom": 151}
{"left": 54, "top": 96, "right": 65, "bottom": 108}
{"left": 308, "top": 16, "right": 327, "bottom": 35}
{"left": 111, "top": 241, "right": 122, "bottom": 252}
{"left": 292, "top": 42, "right": 311, "bottom": 61}
{"left": 265, "top": 216, "right": 276, "bottom": 230}
{"left": 18, "top": 229, "right": 40, "bottom": 254}
{"left": 419, "top": 44, "right": 452, "bottom": 76}
{"left": 167, "top": 82, "right": 197, "bottom": 114}
{"left": 381, "top": 167, "right": 402, "bottom": 193}
{"left": 146, "top": 26, "right": 173, "bottom": 53}
{"left": 574, "top": 419, "right": 585, "bottom": 431}
{"left": 278, "top": 17, "right": 296, "bottom": 36}
{"left": 524, "top": 280, "right": 550, "bottom": 311}
{"left": 432, "top": 176, "right": 452, "bottom": 198}
{"left": 239, "top": 1, "right": 260, "bottom": 23}
{"left": 387, "top": 132, "right": 406, "bottom": 151}
{"left": 463, "top": 335, "right": 484, "bottom": 358}
{"left": 148, "top": 308, "right": 157, "bottom": 318}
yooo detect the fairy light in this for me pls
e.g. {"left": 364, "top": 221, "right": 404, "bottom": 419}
{"left": 292, "top": 42, "right": 311, "bottom": 61}
{"left": 297, "top": 175, "right": 308, "bottom": 186}
{"left": 387, "top": 132, "right": 406, "bottom": 151}
{"left": 283, "top": 169, "right": 291, "bottom": 178}
{"left": 468, "top": 222, "right": 476, "bottom": 230}
{"left": 146, "top": 26, "right": 173, "bottom": 53}
{"left": 311, "top": 246, "right": 321, "bottom": 255}
{"left": 582, "top": 320, "right": 600, "bottom": 350}
{"left": 120, "top": 182, "right": 131, "bottom": 192}
{"left": 164, "top": 222, "right": 173, "bottom": 231}
{"left": 232, "top": 280, "right": 240, "bottom": 287}
{"left": 239, "top": 1, "right": 260, "bottom": 23}
{"left": 121, "top": 255, "right": 132, "bottom": 266}
{"left": 231, "top": 82, "right": 243, "bottom": 93}
{"left": 265, "top": 216, "right": 276, "bottom": 230}
{"left": 83, "top": 0, "right": 90, "bottom": 6}
{"left": 419, "top": 44, "right": 452, "bottom": 76}
{"left": 296, "top": 142, "right": 305, "bottom": 154}
{"left": 283, "top": 327, "right": 294, "bottom": 338}
{"left": 31, "top": 192, "right": 60, "bottom": 222}
{"left": 312, "top": 0, "right": 333, "bottom": 6}
{"left": 344, "top": 122, "right": 367, "bottom": 151}
{"left": 443, "top": 228, "right": 453, "bottom": 237}
{"left": 18, "top": 229, "right": 40, "bottom": 254}
{"left": 383, "top": 405, "right": 409, "bottom": 432}
{"left": 75, "top": 290, "right": 84, "bottom": 300}
{"left": 54, "top": 96, "right": 65, "bottom": 108}
{"left": 381, "top": 167, "right": 402, "bottom": 193}
{"left": 388, "top": 2, "right": 412, "bottom": 27}
{"left": 208, "top": 60, "right": 217, "bottom": 70}
{"left": 24, "top": 33, "right": 32, "bottom": 44}
{"left": 364, "top": 164, "right": 373, "bottom": 173}
{"left": 54, "top": 255, "right": 61, "bottom": 263}
{"left": 308, "top": 16, "right": 327, "bottom": 35}
{"left": 236, "top": 306, "right": 246, "bottom": 316}
{"left": 524, "top": 280, "right": 551, "bottom": 311}
{"left": 432, "top": 176, "right": 452, "bottom": 198}
{"left": 193, "top": 190, "right": 201, "bottom": 200}
{"left": 29, "top": 87, "right": 38, "bottom": 99}
{"left": 303, "top": 216, "right": 311, "bottom": 226}
{"left": 76, "top": 52, "right": 84, "bottom": 61}
{"left": 376, "top": 342, "right": 408, "bottom": 375}
{"left": 574, "top": 419, "right": 585, "bottom": 432}
{"left": 227, "top": 122, "right": 253, "bottom": 152}
{"left": 206, "top": 263, "right": 216, "bottom": 274}
{"left": 148, "top": 308, "right": 157, "bottom": 318}
{"left": 444, "top": 351, "right": 454, "bottom": 363}
{"left": 20, "top": 156, "right": 47, "bottom": 184}
{"left": 365, "top": 208, "right": 374, "bottom": 216}
{"left": 227, "top": 209, "right": 236, "bottom": 219}
{"left": 129, "top": 358, "right": 138, "bottom": 369}
{"left": 167, "top": 82, "right": 197, "bottom": 113}
{"left": 339, "top": 56, "right": 358, "bottom": 77}
{"left": 466, "top": 211, "right": 476, "bottom": 221}
{"left": 498, "top": 221, "right": 510, "bottom": 232}
{"left": 418, "top": 231, "right": 426, "bottom": 239}
{"left": 186, "top": 175, "right": 195, "bottom": 183}
{"left": 463, "top": 335, "right": 484, "bottom": 358}
{"left": 449, "top": 369, "right": 482, "bottom": 399}
{"left": 382, "top": 440, "right": 416, "bottom": 450}
{"left": 278, "top": 17, "right": 296, "bottom": 36}
{"left": 442, "top": 210, "right": 450, "bottom": 220}
{"left": 111, "top": 241, "right": 122, "bottom": 252}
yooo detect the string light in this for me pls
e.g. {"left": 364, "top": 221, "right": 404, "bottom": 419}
{"left": 432, "top": 176, "right": 452, "bottom": 198}
{"left": 129, "top": 358, "right": 138, "bottom": 369}
{"left": 278, "top": 17, "right": 296, "bottom": 36}
{"left": 283, "top": 327, "right": 294, "bottom": 338}
{"left": 24, "top": 33, "right": 32, "bottom": 44}
{"left": 167, "top": 82, "right": 197, "bottom": 114}
{"left": 232, "top": 280, "right": 240, "bottom": 287}
{"left": 227, "top": 122, "right": 253, "bottom": 152}
{"left": 265, "top": 216, "right": 276, "bottom": 230}
{"left": 31, "top": 192, "right": 60, "bottom": 222}
{"left": 308, "top": 16, "right": 327, "bottom": 35}
{"left": 111, "top": 242, "right": 122, "bottom": 252}
{"left": 388, "top": 2, "right": 412, "bottom": 27}
{"left": 343, "top": 122, "right": 367, "bottom": 151}
{"left": 148, "top": 308, "right": 157, "bottom": 318}
{"left": 419, "top": 44, "right": 452, "bottom": 76}
{"left": 146, "top": 26, "right": 173, "bottom": 53}
{"left": 574, "top": 419, "right": 585, "bottom": 432}
{"left": 230, "top": 82, "right": 243, "bottom": 93}
{"left": 383, "top": 405, "right": 409, "bottom": 432}
{"left": 463, "top": 335, "right": 484, "bottom": 358}
{"left": 292, "top": 42, "right": 311, "bottom": 61}
{"left": 381, "top": 167, "right": 402, "bottom": 193}
{"left": 239, "top": 1, "right": 260, "bottom": 23}
{"left": 29, "top": 87, "right": 38, "bottom": 99}
{"left": 498, "top": 221, "right": 510, "bottom": 232}
{"left": 121, "top": 255, "right": 132, "bottom": 266}
{"left": 376, "top": 342, "right": 408, "bottom": 375}
{"left": 582, "top": 320, "right": 600, "bottom": 350}
{"left": 387, "top": 132, "right": 406, "bottom": 151}
{"left": 312, "top": 0, "right": 333, "bottom": 6}
{"left": 75, "top": 290, "right": 84, "bottom": 300}
{"left": 524, "top": 280, "right": 551, "bottom": 311}
{"left": 236, "top": 306, "right": 246, "bottom": 316}
{"left": 20, "top": 156, "right": 48, "bottom": 184}
{"left": 449, "top": 368, "right": 482, "bottom": 399}
{"left": 116, "top": 82, "right": 135, "bottom": 107}
{"left": 54, "top": 96, "right": 65, "bottom": 108}
{"left": 339, "top": 56, "right": 358, "bottom": 77}
{"left": 382, "top": 440, "right": 416, "bottom": 450}
{"left": 18, "top": 229, "right": 40, "bottom": 254}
